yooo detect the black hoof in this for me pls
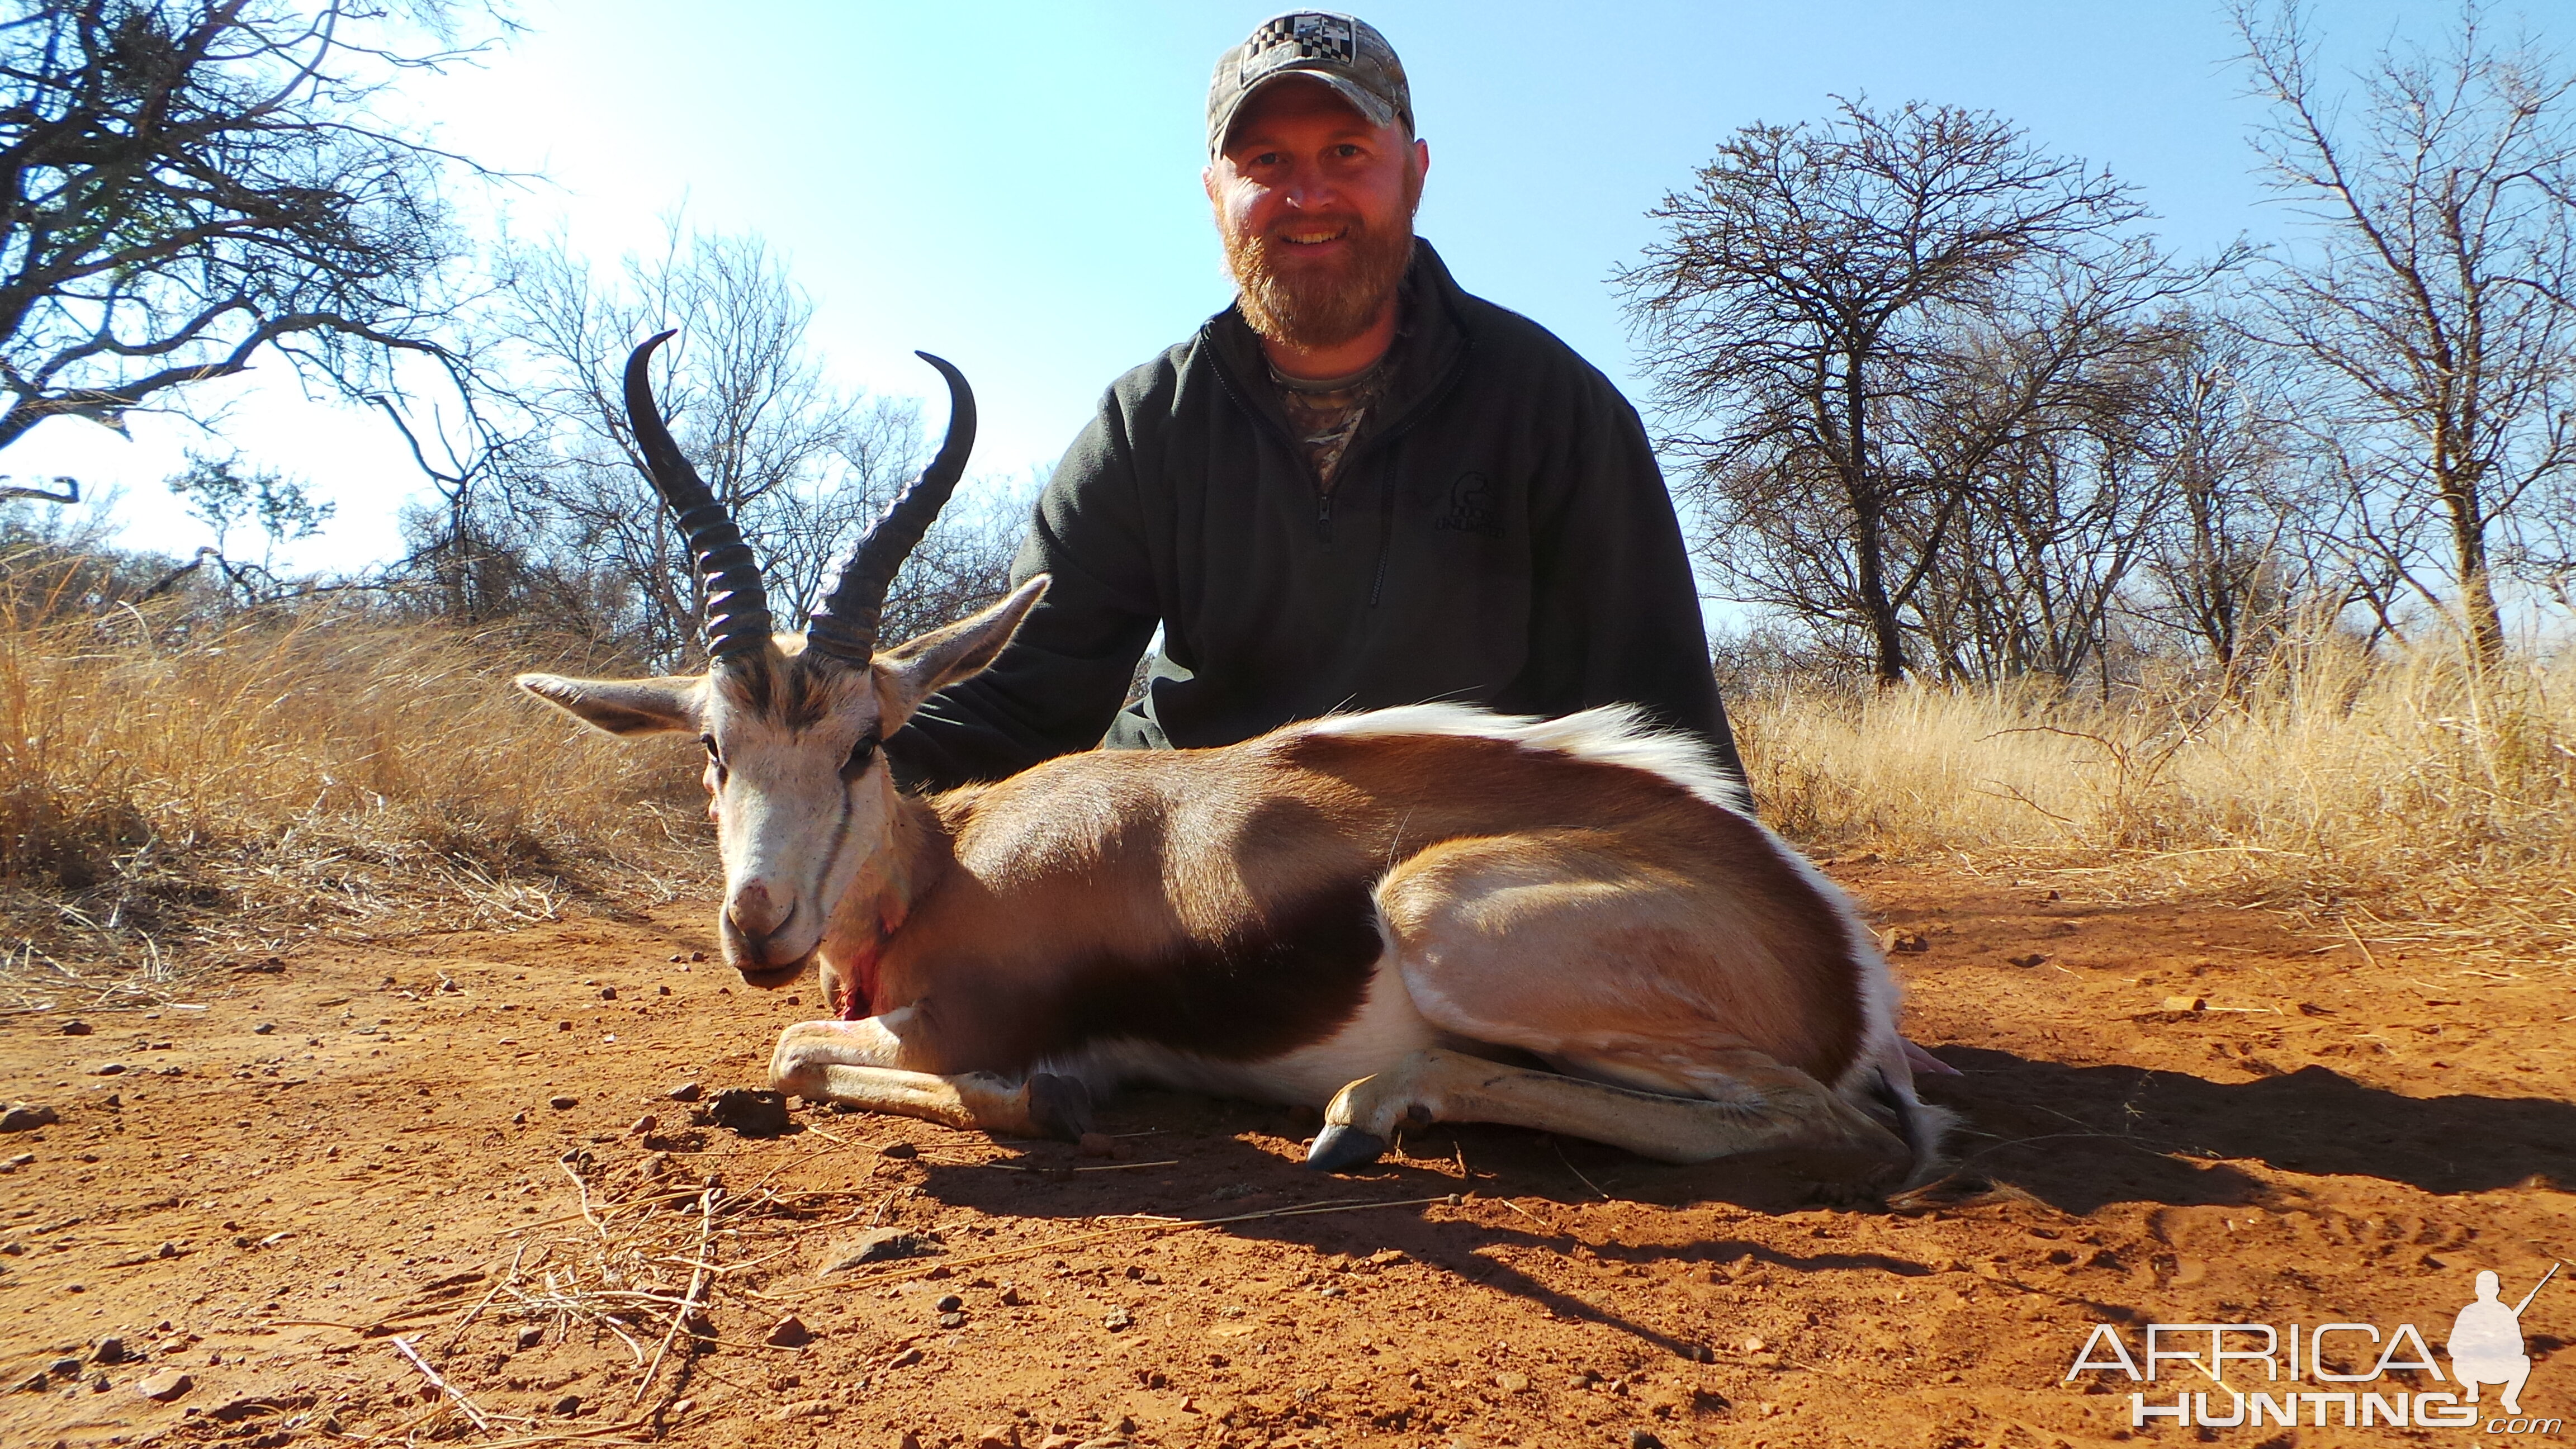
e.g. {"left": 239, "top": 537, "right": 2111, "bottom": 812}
{"left": 1305, "top": 1124, "right": 1388, "bottom": 1172}
{"left": 1026, "top": 1072, "right": 1095, "bottom": 1140}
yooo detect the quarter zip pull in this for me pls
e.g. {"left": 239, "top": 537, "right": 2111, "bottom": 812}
{"left": 1315, "top": 488, "right": 1333, "bottom": 541}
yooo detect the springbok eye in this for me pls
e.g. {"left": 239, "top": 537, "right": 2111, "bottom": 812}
{"left": 840, "top": 730, "right": 881, "bottom": 781}
{"left": 700, "top": 734, "right": 727, "bottom": 783}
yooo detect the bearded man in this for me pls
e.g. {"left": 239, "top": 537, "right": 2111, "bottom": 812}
{"left": 886, "top": 12, "right": 1747, "bottom": 799}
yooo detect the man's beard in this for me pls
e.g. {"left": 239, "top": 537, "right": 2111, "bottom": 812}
{"left": 1223, "top": 173, "right": 1420, "bottom": 351}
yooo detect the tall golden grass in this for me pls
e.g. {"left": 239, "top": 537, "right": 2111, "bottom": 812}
{"left": 1738, "top": 632, "right": 2576, "bottom": 963}
{"left": 0, "top": 591, "right": 711, "bottom": 991}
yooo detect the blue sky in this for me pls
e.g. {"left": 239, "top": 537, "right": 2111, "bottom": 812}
{"left": 5, "top": 0, "right": 2497, "bottom": 573}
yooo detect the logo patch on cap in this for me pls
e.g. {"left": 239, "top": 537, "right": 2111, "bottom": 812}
{"left": 1243, "top": 13, "right": 1357, "bottom": 82}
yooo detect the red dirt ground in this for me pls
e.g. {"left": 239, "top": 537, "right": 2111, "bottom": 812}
{"left": 2, "top": 864, "right": 2569, "bottom": 1449}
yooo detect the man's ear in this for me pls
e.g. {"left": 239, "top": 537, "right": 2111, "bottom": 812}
{"left": 872, "top": 575, "right": 1050, "bottom": 733}
{"left": 517, "top": 674, "right": 704, "bottom": 736}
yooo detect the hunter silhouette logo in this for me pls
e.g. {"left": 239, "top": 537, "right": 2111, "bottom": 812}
{"left": 2452, "top": 1265, "right": 2554, "bottom": 1417}
{"left": 2063, "top": 1263, "right": 2561, "bottom": 1433}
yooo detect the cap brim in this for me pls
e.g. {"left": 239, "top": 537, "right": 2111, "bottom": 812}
{"left": 1210, "top": 68, "right": 1400, "bottom": 156}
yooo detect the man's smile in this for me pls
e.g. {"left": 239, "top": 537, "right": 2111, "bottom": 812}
{"left": 1276, "top": 223, "right": 1353, "bottom": 248}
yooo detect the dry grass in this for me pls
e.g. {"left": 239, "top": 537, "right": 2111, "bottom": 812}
{"left": 0, "top": 588, "right": 713, "bottom": 1003}
{"left": 1739, "top": 632, "right": 2576, "bottom": 965}
{"left": 6, "top": 560, "right": 2570, "bottom": 997}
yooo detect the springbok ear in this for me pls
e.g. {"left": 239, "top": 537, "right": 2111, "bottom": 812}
{"left": 872, "top": 575, "right": 1050, "bottom": 733}
{"left": 517, "top": 674, "right": 704, "bottom": 737}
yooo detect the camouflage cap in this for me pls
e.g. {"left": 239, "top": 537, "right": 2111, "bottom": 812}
{"left": 1208, "top": 12, "right": 1413, "bottom": 158}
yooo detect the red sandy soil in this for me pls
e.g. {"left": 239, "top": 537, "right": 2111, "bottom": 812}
{"left": 2, "top": 864, "right": 2569, "bottom": 1449}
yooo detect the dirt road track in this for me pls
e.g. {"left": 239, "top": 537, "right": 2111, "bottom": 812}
{"left": 3, "top": 865, "right": 2569, "bottom": 1448}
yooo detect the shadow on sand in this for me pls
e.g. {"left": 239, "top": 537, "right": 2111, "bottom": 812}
{"left": 1904, "top": 1048, "right": 2576, "bottom": 1214}
{"left": 861, "top": 1054, "right": 2572, "bottom": 1355}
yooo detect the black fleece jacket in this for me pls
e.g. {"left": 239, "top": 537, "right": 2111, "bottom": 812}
{"left": 885, "top": 240, "right": 1746, "bottom": 795}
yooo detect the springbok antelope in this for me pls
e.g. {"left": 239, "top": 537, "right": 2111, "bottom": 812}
{"left": 517, "top": 334, "right": 1954, "bottom": 1183}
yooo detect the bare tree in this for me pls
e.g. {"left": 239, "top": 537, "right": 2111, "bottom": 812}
{"left": 2120, "top": 308, "right": 2321, "bottom": 680}
{"left": 2232, "top": 0, "right": 2576, "bottom": 661}
{"left": 1620, "top": 98, "right": 2166, "bottom": 682}
{"left": 1625, "top": 99, "right": 2231, "bottom": 683}
{"left": 369, "top": 357, "right": 539, "bottom": 622}
{"left": 0, "top": 1, "right": 496, "bottom": 466}
{"left": 1900, "top": 266, "right": 2209, "bottom": 686}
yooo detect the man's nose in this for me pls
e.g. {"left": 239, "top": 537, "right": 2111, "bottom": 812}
{"left": 1276, "top": 166, "right": 1337, "bottom": 209}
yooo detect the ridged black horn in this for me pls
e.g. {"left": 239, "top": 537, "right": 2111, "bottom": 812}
{"left": 804, "top": 352, "right": 977, "bottom": 662}
{"left": 623, "top": 330, "right": 774, "bottom": 660}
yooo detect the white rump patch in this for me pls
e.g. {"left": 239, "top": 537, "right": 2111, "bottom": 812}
{"left": 1296, "top": 703, "right": 1753, "bottom": 813}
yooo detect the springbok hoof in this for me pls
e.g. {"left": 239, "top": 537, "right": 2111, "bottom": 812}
{"left": 1305, "top": 1124, "right": 1387, "bottom": 1172}
{"left": 1026, "top": 1072, "right": 1094, "bottom": 1140}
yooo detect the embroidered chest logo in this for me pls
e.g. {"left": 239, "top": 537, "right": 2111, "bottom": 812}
{"left": 1436, "top": 471, "right": 1505, "bottom": 538}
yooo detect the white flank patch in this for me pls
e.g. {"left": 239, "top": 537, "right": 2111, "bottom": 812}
{"left": 1295, "top": 702, "right": 1754, "bottom": 813}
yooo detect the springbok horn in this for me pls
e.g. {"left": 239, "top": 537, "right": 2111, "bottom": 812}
{"left": 804, "top": 352, "right": 977, "bottom": 664}
{"left": 623, "top": 331, "right": 774, "bottom": 660}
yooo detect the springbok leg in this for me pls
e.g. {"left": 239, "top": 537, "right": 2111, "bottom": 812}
{"left": 769, "top": 1017, "right": 1092, "bottom": 1139}
{"left": 1309, "top": 1046, "right": 1905, "bottom": 1171}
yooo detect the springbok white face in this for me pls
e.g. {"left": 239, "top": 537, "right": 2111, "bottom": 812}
{"left": 517, "top": 581, "right": 1044, "bottom": 986}
{"left": 515, "top": 330, "right": 1025, "bottom": 991}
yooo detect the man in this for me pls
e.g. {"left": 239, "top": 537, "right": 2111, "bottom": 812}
{"left": 886, "top": 12, "right": 1745, "bottom": 800}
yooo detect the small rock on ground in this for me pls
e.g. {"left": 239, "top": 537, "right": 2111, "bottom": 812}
{"left": 817, "top": 1228, "right": 939, "bottom": 1273}
{"left": 133, "top": 1369, "right": 191, "bottom": 1402}
{"left": 708, "top": 1087, "right": 790, "bottom": 1137}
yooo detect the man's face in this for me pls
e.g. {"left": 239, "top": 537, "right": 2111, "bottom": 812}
{"left": 1205, "top": 78, "right": 1428, "bottom": 352}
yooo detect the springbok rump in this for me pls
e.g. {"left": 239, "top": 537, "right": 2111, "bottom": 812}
{"left": 518, "top": 334, "right": 1955, "bottom": 1184}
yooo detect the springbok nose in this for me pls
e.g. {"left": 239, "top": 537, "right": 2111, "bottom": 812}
{"left": 724, "top": 882, "right": 797, "bottom": 961}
